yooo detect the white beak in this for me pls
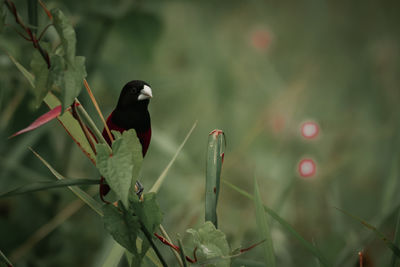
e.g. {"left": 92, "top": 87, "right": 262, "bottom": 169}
{"left": 138, "top": 85, "right": 153, "bottom": 100}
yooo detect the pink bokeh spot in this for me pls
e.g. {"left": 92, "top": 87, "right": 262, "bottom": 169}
{"left": 298, "top": 158, "right": 316, "bottom": 178}
{"left": 301, "top": 121, "right": 319, "bottom": 139}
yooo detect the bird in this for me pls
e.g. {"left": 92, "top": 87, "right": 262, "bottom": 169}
{"left": 100, "top": 80, "right": 153, "bottom": 200}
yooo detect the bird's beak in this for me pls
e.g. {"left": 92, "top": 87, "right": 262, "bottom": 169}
{"left": 138, "top": 85, "right": 153, "bottom": 101}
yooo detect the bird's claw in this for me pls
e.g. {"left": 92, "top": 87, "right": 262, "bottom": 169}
{"left": 135, "top": 180, "right": 144, "bottom": 201}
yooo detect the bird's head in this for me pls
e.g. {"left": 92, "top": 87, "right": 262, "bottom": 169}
{"left": 116, "top": 80, "right": 153, "bottom": 110}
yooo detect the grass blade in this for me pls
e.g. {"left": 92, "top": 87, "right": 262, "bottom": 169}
{"left": 30, "top": 148, "right": 103, "bottom": 216}
{"left": 205, "top": 129, "right": 225, "bottom": 228}
{"left": 0, "top": 248, "right": 13, "bottom": 267}
{"left": 254, "top": 177, "right": 275, "bottom": 266}
{"left": 391, "top": 210, "right": 400, "bottom": 266}
{"left": 177, "top": 239, "right": 188, "bottom": 267}
{"left": 0, "top": 178, "right": 99, "bottom": 198}
{"left": 223, "top": 179, "right": 331, "bottom": 267}
{"left": 6, "top": 51, "right": 35, "bottom": 88}
{"left": 335, "top": 207, "right": 400, "bottom": 258}
{"left": 150, "top": 121, "right": 197, "bottom": 193}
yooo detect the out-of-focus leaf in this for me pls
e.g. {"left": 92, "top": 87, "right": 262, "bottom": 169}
{"left": 30, "top": 50, "right": 51, "bottom": 107}
{"left": 205, "top": 129, "right": 225, "bottom": 228}
{"left": 391, "top": 211, "right": 400, "bottom": 266}
{"left": 223, "top": 180, "right": 331, "bottom": 267}
{"left": 254, "top": 177, "right": 275, "bottom": 267}
{"left": 30, "top": 148, "right": 103, "bottom": 216}
{"left": 183, "top": 221, "right": 230, "bottom": 267}
{"left": 6, "top": 52, "right": 35, "bottom": 88}
{"left": 51, "top": 8, "right": 87, "bottom": 110}
{"left": 0, "top": 178, "right": 99, "bottom": 198}
{"left": 96, "top": 130, "right": 143, "bottom": 207}
{"left": 43, "top": 92, "right": 96, "bottom": 163}
{"left": 10, "top": 105, "right": 61, "bottom": 138}
{"left": 336, "top": 207, "right": 400, "bottom": 258}
{"left": 0, "top": 3, "right": 5, "bottom": 34}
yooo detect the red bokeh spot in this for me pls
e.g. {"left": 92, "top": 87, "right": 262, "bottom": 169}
{"left": 301, "top": 121, "right": 319, "bottom": 139}
{"left": 298, "top": 158, "right": 316, "bottom": 178}
{"left": 250, "top": 29, "right": 272, "bottom": 52}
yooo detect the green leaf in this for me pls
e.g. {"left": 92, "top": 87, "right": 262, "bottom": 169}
{"left": 51, "top": 8, "right": 76, "bottom": 64}
{"left": 336, "top": 207, "right": 400, "bottom": 258}
{"left": 223, "top": 180, "right": 331, "bottom": 267}
{"left": 96, "top": 129, "right": 143, "bottom": 207}
{"left": 102, "top": 193, "right": 163, "bottom": 266}
{"left": 0, "top": 178, "right": 99, "bottom": 198}
{"left": 205, "top": 129, "right": 225, "bottom": 228}
{"left": 31, "top": 50, "right": 51, "bottom": 107}
{"left": 30, "top": 147, "right": 103, "bottom": 216}
{"left": 61, "top": 56, "right": 86, "bottom": 110}
{"left": 51, "top": 8, "right": 87, "bottom": 110}
{"left": 254, "top": 177, "right": 275, "bottom": 267}
{"left": 103, "top": 203, "right": 141, "bottom": 258}
{"left": 150, "top": 121, "right": 197, "bottom": 193}
{"left": 129, "top": 192, "right": 163, "bottom": 234}
{"left": 183, "top": 221, "right": 230, "bottom": 267}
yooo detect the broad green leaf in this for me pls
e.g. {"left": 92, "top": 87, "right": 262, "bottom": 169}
{"left": 336, "top": 207, "right": 400, "bottom": 258}
{"left": 30, "top": 148, "right": 102, "bottom": 216}
{"left": 102, "top": 193, "right": 163, "bottom": 267}
{"left": 51, "top": 8, "right": 87, "bottom": 110}
{"left": 51, "top": 8, "right": 76, "bottom": 64}
{"left": 61, "top": 56, "right": 86, "bottom": 110}
{"left": 183, "top": 221, "right": 230, "bottom": 267}
{"left": 150, "top": 121, "right": 197, "bottom": 193}
{"left": 96, "top": 130, "right": 143, "bottom": 207}
{"left": 49, "top": 54, "right": 65, "bottom": 89}
{"left": 43, "top": 92, "right": 96, "bottom": 163}
{"left": 6, "top": 52, "right": 35, "bottom": 88}
{"left": 223, "top": 180, "right": 331, "bottom": 267}
{"left": 31, "top": 50, "right": 51, "bottom": 107}
{"left": 254, "top": 177, "right": 275, "bottom": 267}
{"left": 0, "top": 178, "right": 99, "bottom": 198}
{"left": 129, "top": 192, "right": 163, "bottom": 234}
{"left": 103, "top": 203, "right": 141, "bottom": 259}
{"left": 205, "top": 129, "right": 225, "bottom": 228}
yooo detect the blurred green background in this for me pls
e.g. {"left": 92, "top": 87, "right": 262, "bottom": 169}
{"left": 1, "top": 0, "right": 400, "bottom": 266}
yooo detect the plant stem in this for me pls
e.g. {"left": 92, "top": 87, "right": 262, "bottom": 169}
{"left": 139, "top": 222, "right": 168, "bottom": 267}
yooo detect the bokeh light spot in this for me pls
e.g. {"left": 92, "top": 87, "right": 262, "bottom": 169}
{"left": 301, "top": 121, "right": 319, "bottom": 139}
{"left": 298, "top": 158, "right": 316, "bottom": 178}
